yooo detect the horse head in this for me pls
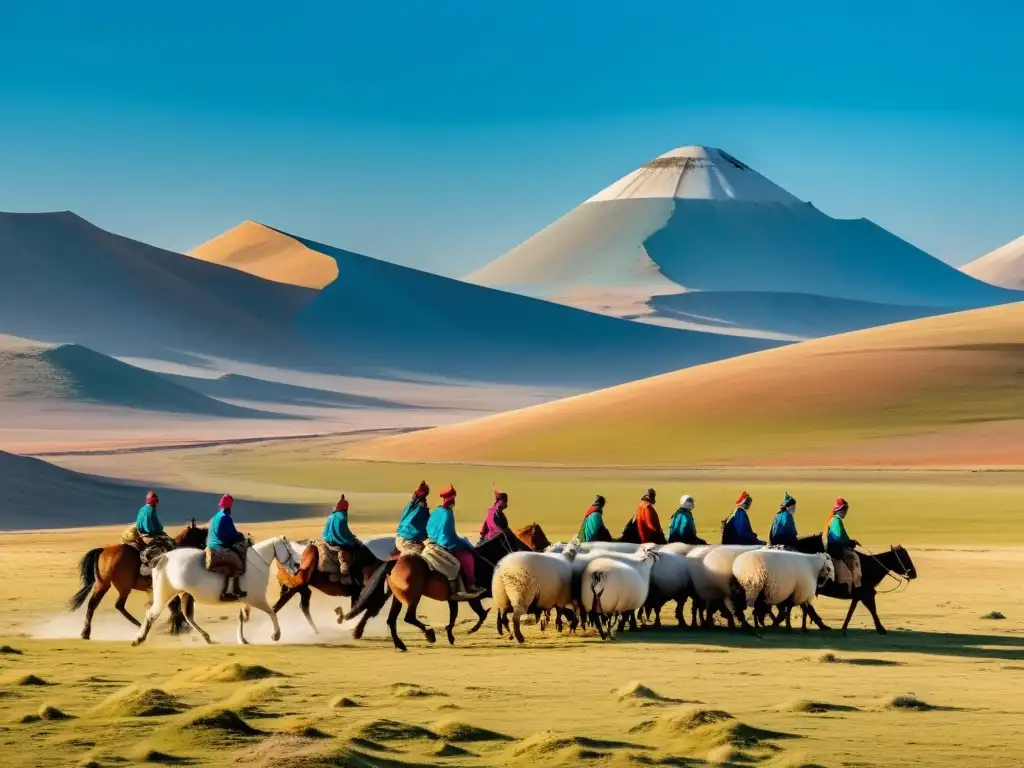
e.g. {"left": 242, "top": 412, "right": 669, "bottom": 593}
{"left": 515, "top": 522, "right": 550, "bottom": 552}
{"left": 891, "top": 545, "right": 917, "bottom": 580}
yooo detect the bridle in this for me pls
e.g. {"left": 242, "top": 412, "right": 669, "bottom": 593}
{"left": 865, "top": 545, "right": 912, "bottom": 594}
{"left": 249, "top": 536, "right": 299, "bottom": 574}
{"left": 473, "top": 530, "right": 519, "bottom": 570}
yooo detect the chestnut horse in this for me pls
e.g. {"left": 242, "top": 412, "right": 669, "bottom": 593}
{"left": 272, "top": 540, "right": 383, "bottom": 634}
{"left": 345, "top": 527, "right": 541, "bottom": 651}
{"left": 68, "top": 520, "right": 207, "bottom": 639}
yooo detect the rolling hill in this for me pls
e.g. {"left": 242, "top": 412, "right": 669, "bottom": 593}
{"left": 468, "top": 146, "right": 1015, "bottom": 340}
{"left": 0, "top": 335, "right": 282, "bottom": 418}
{"left": 277, "top": 228, "right": 780, "bottom": 387}
{"left": 0, "top": 450, "right": 313, "bottom": 530}
{"left": 962, "top": 234, "right": 1024, "bottom": 290}
{"left": 188, "top": 220, "right": 339, "bottom": 289}
{"left": 350, "top": 302, "right": 1024, "bottom": 468}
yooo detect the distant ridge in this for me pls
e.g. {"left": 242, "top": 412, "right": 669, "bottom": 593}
{"left": 962, "top": 234, "right": 1024, "bottom": 290}
{"left": 350, "top": 302, "right": 1024, "bottom": 468}
{"left": 468, "top": 146, "right": 1017, "bottom": 339}
{"left": 0, "top": 334, "right": 284, "bottom": 419}
{"left": 189, "top": 220, "right": 339, "bottom": 289}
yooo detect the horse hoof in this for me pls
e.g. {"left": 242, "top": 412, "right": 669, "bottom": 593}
{"left": 271, "top": 632, "right": 281, "bottom": 642}
{"left": 446, "top": 629, "right": 455, "bottom": 645}
{"left": 131, "top": 638, "right": 142, "bottom": 647}
{"left": 425, "top": 629, "right": 437, "bottom": 644}
{"left": 81, "top": 630, "right": 91, "bottom": 641}
{"left": 395, "top": 643, "right": 408, "bottom": 653}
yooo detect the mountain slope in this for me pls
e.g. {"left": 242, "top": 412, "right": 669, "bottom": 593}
{"left": 0, "top": 211, "right": 317, "bottom": 364}
{"left": 0, "top": 335, "right": 282, "bottom": 418}
{"left": 468, "top": 146, "right": 1015, "bottom": 338}
{"left": 350, "top": 302, "right": 1024, "bottom": 467}
{"left": 0, "top": 451, "right": 312, "bottom": 530}
{"left": 962, "top": 234, "right": 1024, "bottom": 290}
{"left": 288, "top": 229, "right": 779, "bottom": 387}
{"left": 188, "top": 220, "right": 339, "bottom": 289}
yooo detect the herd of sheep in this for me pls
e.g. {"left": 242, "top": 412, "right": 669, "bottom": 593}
{"left": 491, "top": 541, "right": 835, "bottom": 642}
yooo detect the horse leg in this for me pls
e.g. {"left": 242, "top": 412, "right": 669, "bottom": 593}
{"left": 114, "top": 584, "right": 142, "bottom": 628}
{"left": 299, "top": 587, "right": 318, "bottom": 635}
{"left": 271, "top": 584, "right": 296, "bottom": 613}
{"left": 133, "top": 592, "right": 177, "bottom": 647}
{"left": 404, "top": 601, "right": 436, "bottom": 644}
{"left": 237, "top": 607, "right": 249, "bottom": 645}
{"left": 861, "top": 591, "right": 887, "bottom": 634}
{"left": 803, "top": 603, "right": 830, "bottom": 631}
{"left": 616, "top": 614, "right": 627, "bottom": 634}
{"left": 180, "top": 600, "right": 214, "bottom": 645}
{"left": 249, "top": 598, "right": 282, "bottom": 643}
{"left": 386, "top": 595, "right": 406, "bottom": 652}
{"left": 465, "top": 597, "right": 489, "bottom": 634}
{"left": 81, "top": 583, "right": 110, "bottom": 640}
{"left": 446, "top": 601, "right": 458, "bottom": 645}
{"left": 841, "top": 596, "right": 861, "bottom": 634}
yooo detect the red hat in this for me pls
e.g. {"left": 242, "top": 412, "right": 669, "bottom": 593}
{"left": 735, "top": 490, "right": 751, "bottom": 505}
{"left": 219, "top": 494, "right": 234, "bottom": 510}
{"left": 440, "top": 484, "right": 457, "bottom": 501}
{"left": 146, "top": 491, "right": 159, "bottom": 506}
{"left": 335, "top": 495, "right": 350, "bottom": 512}
{"left": 494, "top": 488, "right": 508, "bottom": 501}
{"left": 414, "top": 481, "right": 430, "bottom": 498}
{"left": 832, "top": 497, "right": 849, "bottom": 513}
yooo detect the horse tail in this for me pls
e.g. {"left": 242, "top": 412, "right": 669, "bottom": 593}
{"left": 69, "top": 548, "right": 102, "bottom": 611}
{"left": 345, "top": 560, "right": 394, "bottom": 621}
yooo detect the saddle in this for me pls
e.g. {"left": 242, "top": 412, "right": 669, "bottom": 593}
{"left": 205, "top": 541, "right": 248, "bottom": 577}
{"left": 314, "top": 538, "right": 352, "bottom": 583}
{"left": 831, "top": 552, "right": 862, "bottom": 591}
{"left": 122, "top": 526, "right": 174, "bottom": 576}
{"left": 394, "top": 536, "right": 424, "bottom": 556}
{"left": 419, "top": 541, "right": 461, "bottom": 581}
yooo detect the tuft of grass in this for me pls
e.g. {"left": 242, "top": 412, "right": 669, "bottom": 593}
{"left": 981, "top": 611, "right": 1006, "bottom": 620}
{"left": 327, "top": 695, "right": 361, "bottom": 709}
{"left": 89, "top": 685, "right": 184, "bottom": 718}
{"left": 168, "top": 662, "right": 283, "bottom": 685}
{"left": 17, "top": 703, "right": 73, "bottom": 723}
{"left": 879, "top": 694, "right": 938, "bottom": 711}
{"left": 389, "top": 681, "right": 445, "bottom": 698}
{"left": 349, "top": 718, "right": 437, "bottom": 743}
{"left": 3, "top": 673, "right": 49, "bottom": 686}
{"left": 778, "top": 699, "right": 859, "bottom": 714}
{"left": 615, "top": 681, "right": 679, "bottom": 704}
{"left": 431, "top": 718, "right": 511, "bottom": 742}
{"left": 0, "top": 645, "right": 23, "bottom": 655}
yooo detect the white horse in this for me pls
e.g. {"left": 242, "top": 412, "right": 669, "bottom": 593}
{"left": 132, "top": 536, "right": 299, "bottom": 646}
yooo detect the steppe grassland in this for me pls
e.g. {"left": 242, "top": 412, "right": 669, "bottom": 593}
{"left": 2, "top": 444, "right": 1023, "bottom": 767}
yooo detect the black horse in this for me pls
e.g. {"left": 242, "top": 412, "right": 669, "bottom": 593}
{"left": 818, "top": 545, "right": 917, "bottom": 634}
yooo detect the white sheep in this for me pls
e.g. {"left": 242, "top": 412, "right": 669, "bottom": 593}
{"left": 729, "top": 549, "right": 835, "bottom": 632}
{"left": 660, "top": 542, "right": 700, "bottom": 556}
{"left": 581, "top": 549, "right": 658, "bottom": 639}
{"left": 491, "top": 548, "right": 577, "bottom": 643}
{"left": 641, "top": 549, "right": 693, "bottom": 627}
{"left": 580, "top": 541, "right": 643, "bottom": 553}
{"left": 688, "top": 544, "right": 763, "bottom": 628}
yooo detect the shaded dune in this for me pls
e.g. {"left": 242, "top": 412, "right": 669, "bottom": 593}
{"left": 188, "top": 220, "right": 339, "bottom": 290}
{"left": 0, "top": 335, "right": 285, "bottom": 418}
{"left": 963, "top": 233, "right": 1024, "bottom": 290}
{"left": 350, "top": 302, "right": 1024, "bottom": 466}
{"left": 0, "top": 450, "right": 314, "bottom": 529}
{"left": 168, "top": 663, "right": 284, "bottom": 685}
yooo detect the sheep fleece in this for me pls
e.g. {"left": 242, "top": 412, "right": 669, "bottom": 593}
{"left": 732, "top": 550, "right": 825, "bottom": 606}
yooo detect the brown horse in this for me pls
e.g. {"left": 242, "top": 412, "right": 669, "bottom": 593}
{"left": 515, "top": 523, "right": 550, "bottom": 552}
{"left": 69, "top": 520, "right": 207, "bottom": 639}
{"left": 272, "top": 540, "right": 382, "bottom": 634}
{"left": 345, "top": 527, "right": 542, "bottom": 651}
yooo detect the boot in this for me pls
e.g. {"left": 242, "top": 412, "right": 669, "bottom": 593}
{"left": 232, "top": 576, "right": 247, "bottom": 599}
{"left": 219, "top": 575, "right": 239, "bottom": 602}
{"left": 450, "top": 576, "right": 485, "bottom": 601}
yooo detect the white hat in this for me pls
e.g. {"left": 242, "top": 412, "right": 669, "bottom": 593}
{"left": 679, "top": 495, "right": 695, "bottom": 509}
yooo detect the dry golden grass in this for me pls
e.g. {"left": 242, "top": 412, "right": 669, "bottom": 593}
{"left": 0, "top": 522, "right": 1022, "bottom": 767}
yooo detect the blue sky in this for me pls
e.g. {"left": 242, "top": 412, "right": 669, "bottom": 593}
{"left": 1, "top": 1, "right": 1022, "bottom": 274}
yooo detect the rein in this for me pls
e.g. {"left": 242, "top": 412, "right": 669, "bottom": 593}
{"left": 863, "top": 546, "right": 911, "bottom": 594}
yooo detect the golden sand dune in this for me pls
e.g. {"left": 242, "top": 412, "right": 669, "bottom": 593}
{"left": 351, "top": 302, "right": 1024, "bottom": 467}
{"left": 189, "top": 221, "right": 339, "bottom": 289}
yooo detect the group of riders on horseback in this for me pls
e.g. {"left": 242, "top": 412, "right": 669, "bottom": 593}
{"left": 574, "top": 488, "right": 861, "bottom": 581}
{"left": 120, "top": 483, "right": 864, "bottom": 604}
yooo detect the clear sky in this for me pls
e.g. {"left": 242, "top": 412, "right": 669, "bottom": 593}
{"left": 1, "top": 1, "right": 1022, "bottom": 275}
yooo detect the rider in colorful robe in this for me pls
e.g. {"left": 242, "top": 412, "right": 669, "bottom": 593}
{"left": 635, "top": 488, "right": 666, "bottom": 544}
{"left": 769, "top": 491, "right": 799, "bottom": 547}
{"left": 479, "top": 490, "right": 511, "bottom": 543}
{"left": 667, "top": 495, "right": 706, "bottom": 544}
{"left": 577, "top": 496, "right": 612, "bottom": 542}
{"left": 722, "top": 491, "right": 764, "bottom": 545}
{"left": 207, "top": 495, "right": 248, "bottom": 601}
{"left": 395, "top": 482, "right": 431, "bottom": 554}
{"left": 426, "top": 485, "right": 484, "bottom": 599}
